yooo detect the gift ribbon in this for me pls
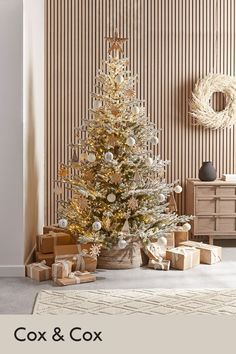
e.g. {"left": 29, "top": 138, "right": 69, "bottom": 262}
{"left": 68, "top": 272, "right": 81, "bottom": 284}
{"left": 28, "top": 260, "right": 50, "bottom": 279}
{"left": 75, "top": 249, "right": 88, "bottom": 272}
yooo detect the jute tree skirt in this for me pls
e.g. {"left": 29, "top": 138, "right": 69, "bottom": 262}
{"left": 97, "top": 242, "right": 142, "bottom": 269}
{"left": 33, "top": 288, "right": 236, "bottom": 315}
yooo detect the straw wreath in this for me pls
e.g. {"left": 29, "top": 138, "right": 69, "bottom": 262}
{"left": 190, "top": 74, "right": 236, "bottom": 129}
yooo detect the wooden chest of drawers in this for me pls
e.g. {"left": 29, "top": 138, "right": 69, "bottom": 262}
{"left": 186, "top": 179, "right": 236, "bottom": 244}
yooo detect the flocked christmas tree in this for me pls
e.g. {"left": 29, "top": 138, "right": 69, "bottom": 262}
{"left": 57, "top": 31, "right": 191, "bottom": 249}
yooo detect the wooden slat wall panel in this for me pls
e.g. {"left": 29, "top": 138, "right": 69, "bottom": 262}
{"left": 45, "top": 0, "right": 236, "bottom": 224}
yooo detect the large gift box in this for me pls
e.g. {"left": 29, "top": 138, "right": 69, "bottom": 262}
{"left": 36, "top": 251, "right": 54, "bottom": 267}
{"left": 36, "top": 232, "right": 76, "bottom": 254}
{"left": 180, "top": 241, "right": 222, "bottom": 264}
{"left": 54, "top": 244, "right": 97, "bottom": 272}
{"left": 43, "top": 225, "right": 71, "bottom": 235}
{"left": 55, "top": 271, "right": 96, "bottom": 286}
{"left": 166, "top": 246, "right": 200, "bottom": 270}
{"left": 52, "top": 260, "right": 73, "bottom": 280}
{"left": 174, "top": 228, "right": 189, "bottom": 246}
{"left": 147, "top": 259, "right": 170, "bottom": 271}
{"left": 26, "top": 261, "right": 52, "bottom": 281}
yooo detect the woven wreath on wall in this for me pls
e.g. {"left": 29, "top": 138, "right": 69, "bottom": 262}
{"left": 190, "top": 73, "right": 236, "bottom": 129}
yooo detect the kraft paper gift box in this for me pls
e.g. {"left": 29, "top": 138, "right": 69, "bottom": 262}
{"left": 179, "top": 240, "right": 222, "bottom": 265}
{"left": 165, "top": 246, "right": 200, "bottom": 270}
{"left": 52, "top": 260, "right": 73, "bottom": 280}
{"left": 147, "top": 259, "right": 170, "bottom": 271}
{"left": 55, "top": 271, "right": 96, "bottom": 286}
{"left": 36, "top": 232, "right": 76, "bottom": 254}
{"left": 43, "top": 225, "right": 71, "bottom": 235}
{"left": 174, "top": 228, "right": 189, "bottom": 246}
{"left": 26, "top": 261, "right": 52, "bottom": 281}
{"left": 54, "top": 244, "right": 97, "bottom": 272}
{"left": 36, "top": 251, "right": 55, "bottom": 267}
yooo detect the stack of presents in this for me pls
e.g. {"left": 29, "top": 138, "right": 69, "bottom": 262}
{"left": 26, "top": 225, "right": 223, "bottom": 285}
{"left": 143, "top": 228, "right": 222, "bottom": 271}
{"left": 26, "top": 225, "right": 101, "bottom": 286}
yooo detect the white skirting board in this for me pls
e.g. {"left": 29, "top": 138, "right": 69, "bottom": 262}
{"left": 0, "top": 265, "right": 25, "bottom": 277}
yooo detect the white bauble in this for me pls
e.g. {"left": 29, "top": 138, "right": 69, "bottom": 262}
{"left": 118, "top": 238, "right": 127, "bottom": 249}
{"left": 174, "top": 185, "right": 183, "bottom": 194}
{"left": 145, "top": 157, "right": 153, "bottom": 167}
{"left": 104, "top": 151, "right": 113, "bottom": 162}
{"left": 182, "top": 222, "right": 191, "bottom": 231}
{"left": 93, "top": 100, "right": 102, "bottom": 108}
{"left": 107, "top": 193, "right": 116, "bottom": 203}
{"left": 131, "top": 106, "right": 140, "bottom": 115}
{"left": 157, "top": 236, "right": 167, "bottom": 247}
{"left": 150, "top": 136, "right": 159, "bottom": 145}
{"left": 92, "top": 221, "right": 102, "bottom": 231}
{"left": 58, "top": 218, "right": 68, "bottom": 228}
{"left": 115, "top": 75, "right": 124, "bottom": 84}
{"left": 158, "top": 193, "right": 166, "bottom": 202}
{"left": 126, "top": 137, "right": 136, "bottom": 147}
{"left": 87, "top": 153, "right": 96, "bottom": 162}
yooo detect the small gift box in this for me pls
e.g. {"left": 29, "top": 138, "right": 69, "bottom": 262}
{"left": 36, "top": 251, "right": 54, "bottom": 267}
{"left": 52, "top": 260, "right": 73, "bottom": 280}
{"left": 26, "top": 261, "right": 52, "bottom": 281}
{"left": 54, "top": 244, "right": 97, "bottom": 272}
{"left": 143, "top": 242, "right": 164, "bottom": 261}
{"left": 180, "top": 241, "right": 222, "bottom": 264}
{"left": 55, "top": 271, "right": 96, "bottom": 286}
{"left": 166, "top": 246, "right": 200, "bottom": 270}
{"left": 174, "top": 228, "right": 189, "bottom": 246}
{"left": 147, "top": 259, "right": 170, "bottom": 271}
{"left": 43, "top": 225, "right": 71, "bottom": 235}
{"left": 36, "top": 232, "right": 76, "bottom": 254}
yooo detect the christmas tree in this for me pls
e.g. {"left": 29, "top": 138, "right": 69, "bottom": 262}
{"left": 57, "top": 31, "right": 191, "bottom": 249}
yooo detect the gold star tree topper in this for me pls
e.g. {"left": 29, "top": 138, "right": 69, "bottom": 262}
{"left": 105, "top": 29, "right": 128, "bottom": 53}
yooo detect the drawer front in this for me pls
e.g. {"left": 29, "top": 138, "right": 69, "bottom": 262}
{"left": 194, "top": 216, "right": 236, "bottom": 234}
{"left": 196, "top": 186, "right": 216, "bottom": 197}
{"left": 217, "top": 186, "right": 236, "bottom": 196}
{"left": 195, "top": 198, "right": 216, "bottom": 214}
{"left": 195, "top": 217, "right": 216, "bottom": 233}
{"left": 218, "top": 216, "right": 236, "bottom": 232}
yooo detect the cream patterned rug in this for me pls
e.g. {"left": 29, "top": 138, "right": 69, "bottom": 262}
{"left": 33, "top": 288, "right": 236, "bottom": 315}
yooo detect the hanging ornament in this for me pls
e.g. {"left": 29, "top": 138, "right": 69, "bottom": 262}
{"left": 104, "top": 151, "right": 114, "bottom": 162}
{"left": 84, "top": 170, "right": 94, "bottom": 183}
{"left": 77, "top": 195, "right": 88, "bottom": 210}
{"left": 102, "top": 217, "right": 111, "bottom": 231}
{"left": 58, "top": 218, "right": 68, "bottom": 228}
{"left": 157, "top": 236, "right": 167, "bottom": 247}
{"left": 110, "top": 172, "right": 122, "bottom": 184}
{"left": 182, "top": 222, "right": 191, "bottom": 231}
{"left": 158, "top": 193, "right": 166, "bottom": 203}
{"left": 126, "top": 136, "right": 136, "bottom": 147}
{"left": 89, "top": 244, "right": 102, "bottom": 258}
{"left": 93, "top": 100, "right": 102, "bottom": 108}
{"left": 58, "top": 165, "right": 68, "bottom": 177}
{"left": 128, "top": 196, "right": 139, "bottom": 210}
{"left": 133, "top": 171, "right": 142, "bottom": 184}
{"left": 125, "top": 88, "right": 135, "bottom": 98}
{"left": 80, "top": 152, "right": 87, "bottom": 162}
{"left": 174, "top": 185, "right": 183, "bottom": 194}
{"left": 145, "top": 157, "right": 153, "bottom": 167}
{"left": 92, "top": 221, "right": 102, "bottom": 231}
{"left": 131, "top": 106, "right": 140, "bottom": 115}
{"left": 118, "top": 238, "right": 127, "bottom": 249}
{"left": 107, "top": 193, "right": 116, "bottom": 203}
{"left": 87, "top": 153, "right": 96, "bottom": 162}
{"left": 111, "top": 107, "right": 120, "bottom": 117}
{"left": 115, "top": 74, "right": 124, "bottom": 84}
{"left": 107, "top": 134, "right": 118, "bottom": 147}
{"left": 121, "top": 217, "right": 130, "bottom": 234}
{"left": 71, "top": 150, "right": 79, "bottom": 163}
{"left": 150, "top": 136, "right": 159, "bottom": 145}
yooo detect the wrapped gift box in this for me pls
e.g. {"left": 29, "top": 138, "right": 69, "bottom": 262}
{"left": 180, "top": 241, "right": 222, "bottom": 264}
{"left": 36, "top": 232, "right": 76, "bottom": 254}
{"left": 164, "top": 232, "right": 175, "bottom": 249}
{"left": 26, "top": 261, "right": 51, "bottom": 281}
{"left": 54, "top": 244, "right": 97, "bottom": 272}
{"left": 147, "top": 259, "right": 170, "bottom": 271}
{"left": 166, "top": 246, "right": 200, "bottom": 270}
{"left": 43, "top": 225, "right": 71, "bottom": 235}
{"left": 55, "top": 271, "right": 96, "bottom": 286}
{"left": 52, "top": 260, "right": 73, "bottom": 280}
{"left": 36, "top": 251, "right": 54, "bottom": 267}
{"left": 174, "top": 228, "right": 189, "bottom": 246}
{"left": 142, "top": 242, "right": 163, "bottom": 261}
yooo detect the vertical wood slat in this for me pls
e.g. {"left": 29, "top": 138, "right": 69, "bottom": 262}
{"left": 45, "top": 0, "right": 236, "bottom": 224}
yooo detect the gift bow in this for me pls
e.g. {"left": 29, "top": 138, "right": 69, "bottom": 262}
{"left": 68, "top": 271, "right": 90, "bottom": 284}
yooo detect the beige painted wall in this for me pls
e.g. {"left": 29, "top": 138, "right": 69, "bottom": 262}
{"left": 0, "top": 0, "right": 24, "bottom": 276}
{"left": 45, "top": 0, "right": 236, "bottom": 223}
{"left": 23, "top": 0, "right": 45, "bottom": 265}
